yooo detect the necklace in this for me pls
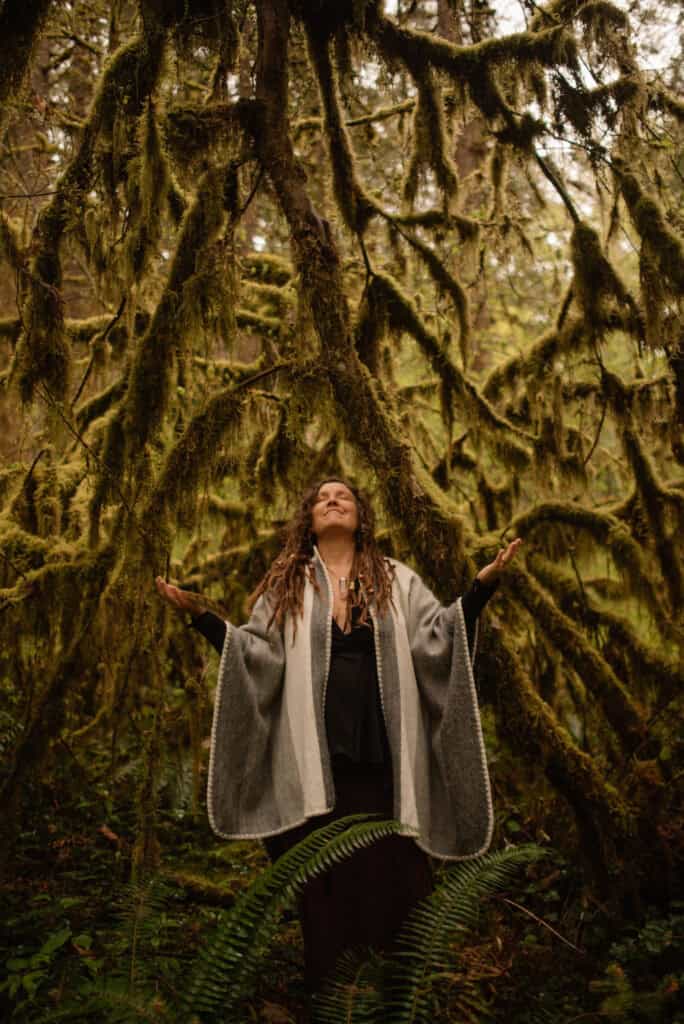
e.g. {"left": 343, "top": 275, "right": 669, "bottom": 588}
{"left": 325, "top": 563, "right": 354, "bottom": 596}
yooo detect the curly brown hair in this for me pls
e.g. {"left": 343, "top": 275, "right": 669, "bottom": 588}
{"left": 248, "top": 478, "right": 395, "bottom": 630}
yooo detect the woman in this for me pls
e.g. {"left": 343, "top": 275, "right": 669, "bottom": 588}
{"left": 156, "top": 478, "right": 521, "bottom": 986}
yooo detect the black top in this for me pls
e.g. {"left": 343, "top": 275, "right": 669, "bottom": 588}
{"left": 191, "top": 575, "right": 497, "bottom": 765}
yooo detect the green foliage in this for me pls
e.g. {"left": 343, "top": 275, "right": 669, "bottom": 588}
{"left": 313, "top": 844, "right": 545, "bottom": 1023}
{"left": 589, "top": 903, "right": 684, "bottom": 1022}
{"left": 182, "top": 815, "right": 404, "bottom": 1021}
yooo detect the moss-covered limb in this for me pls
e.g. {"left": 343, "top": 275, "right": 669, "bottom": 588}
{"left": 117, "top": 164, "right": 228, "bottom": 472}
{"left": 482, "top": 318, "right": 582, "bottom": 402}
{"left": 236, "top": 307, "right": 283, "bottom": 338}
{"left": 392, "top": 208, "right": 481, "bottom": 238}
{"left": 191, "top": 352, "right": 276, "bottom": 387}
{"left": 345, "top": 97, "right": 415, "bottom": 126}
{"left": 369, "top": 8, "right": 577, "bottom": 93}
{"left": 529, "top": 554, "right": 683, "bottom": 706}
{"left": 64, "top": 315, "right": 115, "bottom": 343}
{"left": 143, "top": 384, "right": 246, "bottom": 551}
{"left": 10, "top": 30, "right": 168, "bottom": 403}
{"left": 615, "top": 164, "right": 684, "bottom": 296}
{"left": 402, "top": 65, "right": 459, "bottom": 208}
{"left": 121, "top": 100, "right": 175, "bottom": 287}
{"left": 508, "top": 564, "right": 646, "bottom": 753}
{"left": 508, "top": 501, "right": 666, "bottom": 619}
{"left": 163, "top": 99, "right": 256, "bottom": 164}
{"left": 0, "top": 0, "right": 52, "bottom": 136}
{"left": 207, "top": 495, "right": 254, "bottom": 519}
{"left": 243, "top": 279, "right": 295, "bottom": 317}
{"left": 0, "top": 212, "right": 24, "bottom": 273}
{"left": 620, "top": 424, "right": 684, "bottom": 613}
{"left": 570, "top": 220, "right": 642, "bottom": 335}
{"left": 161, "top": 870, "right": 238, "bottom": 908}
{"left": 179, "top": 533, "right": 279, "bottom": 590}
{"left": 75, "top": 374, "right": 128, "bottom": 432}
{"left": 240, "top": 251, "right": 293, "bottom": 285}
{"left": 0, "top": 543, "right": 116, "bottom": 816}
{"left": 483, "top": 630, "right": 634, "bottom": 888}
{"left": 372, "top": 270, "right": 534, "bottom": 462}
{"left": 655, "top": 84, "right": 684, "bottom": 122}
{"left": 303, "top": 20, "right": 376, "bottom": 235}
{"left": 385, "top": 223, "right": 470, "bottom": 358}
{"left": 251, "top": 0, "right": 468, "bottom": 594}
{"left": 0, "top": 527, "right": 53, "bottom": 581}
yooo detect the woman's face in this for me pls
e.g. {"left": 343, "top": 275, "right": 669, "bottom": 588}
{"left": 310, "top": 481, "right": 359, "bottom": 540}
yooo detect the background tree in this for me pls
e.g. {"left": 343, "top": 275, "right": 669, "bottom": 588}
{"left": 0, "top": 0, "right": 683, "bottom": 1017}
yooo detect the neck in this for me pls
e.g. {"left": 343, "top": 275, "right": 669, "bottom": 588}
{"left": 316, "top": 535, "right": 355, "bottom": 577}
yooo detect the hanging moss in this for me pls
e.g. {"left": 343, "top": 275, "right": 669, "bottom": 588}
{"left": 117, "top": 165, "right": 227, "bottom": 476}
{"left": 621, "top": 424, "right": 684, "bottom": 612}
{"left": 144, "top": 384, "right": 246, "bottom": 539}
{"left": 304, "top": 21, "right": 375, "bottom": 234}
{"left": 402, "top": 66, "right": 459, "bottom": 209}
{"left": 486, "top": 630, "right": 634, "bottom": 890}
{"left": 570, "top": 220, "right": 641, "bottom": 336}
{"left": 11, "top": 274, "right": 70, "bottom": 403}
{"left": 530, "top": 554, "right": 682, "bottom": 707}
{"left": 483, "top": 318, "right": 584, "bottom": 404}
{"left": 510, "top": 565, "right": 646, "bottom": 754}
{"left": 372, "top": 270, "right": 532, "bottom": 466}
{"left": 511, "top": 499, "right": 670, "bottom": 629}
{"left": 88, "top": 410, "right": 127, "bottom": 546}
{"left": 354, "top": 276, "right": 387, "bottom": 375}
{"left": 617, "top": 165, "right": 684, "bottom": 295}
{"left": 120, "top": 100, "right": 176, "bottom": 287}
{"left": 254, "top": 402, "right": 302, "bottom": 504}
{"left": 0, "top": 0, "right": 52, "bottom": 136}
{"left": 164, "top": 100, "right": 250, "bottom": 165}
{"left": 396, "top": 228, "right": 470, "bottom": 362}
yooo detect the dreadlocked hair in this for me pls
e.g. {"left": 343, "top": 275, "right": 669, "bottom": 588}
{"left": 248, "top": 478, "right": 395, "bottom": 632}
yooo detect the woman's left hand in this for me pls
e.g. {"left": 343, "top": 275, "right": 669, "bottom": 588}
{"left": 476, "top": 538, "right": 523, "bottom": 586}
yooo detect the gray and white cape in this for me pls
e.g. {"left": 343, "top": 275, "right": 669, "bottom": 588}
{"left": 208, "top": 551, "right": 493, "bottom": 860}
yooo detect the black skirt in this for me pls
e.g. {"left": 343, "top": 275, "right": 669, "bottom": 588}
{"left": 264, "top": 754, "right": 433, "bottom": 988}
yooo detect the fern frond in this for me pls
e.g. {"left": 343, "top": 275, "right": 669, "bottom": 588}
{"left": 312, "top": 948, "right": 387, "bottom": 1024}
{"left": 313, "top": 844, "right": 545, "bottom": 1024}
{"left": 113, "top": 875, "right": 174, "bottom": 988}
{"left": 182, "top": 814, "right": 404, "bottom": 1021}
{"left": 384, "top": 844, "right": 545, "bottom": 1024}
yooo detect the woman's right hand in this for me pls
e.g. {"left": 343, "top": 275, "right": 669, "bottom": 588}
{"left": 155, "top": 576, "right": 206, "bottom": 616}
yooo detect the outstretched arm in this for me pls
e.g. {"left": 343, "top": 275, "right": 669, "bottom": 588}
{"left": 475, "top": 538, "right": 523, "bottom": 586}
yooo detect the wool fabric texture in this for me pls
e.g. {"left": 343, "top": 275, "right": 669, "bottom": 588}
{"left": 208, "top": 550, "right": 493, "bottom": 860}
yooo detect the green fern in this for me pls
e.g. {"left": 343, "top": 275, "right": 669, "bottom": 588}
{"left": 313, "top": 844, "right": 546, "bottom": 1024}
{"left": 181, "top": 814, "right": 404, "bottom": 1021}
{"left": 113, "top": 875, "right": 174, "bottom": 988}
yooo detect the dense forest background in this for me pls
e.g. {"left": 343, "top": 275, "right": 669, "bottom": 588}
{"left": 1, "top": 0, "right": 683, "bottom": 1020}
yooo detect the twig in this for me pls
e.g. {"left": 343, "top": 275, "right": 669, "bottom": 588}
{"left": 583, "top": 394, "right": 607, "bottom": 467}
{"left": 0, "top": 189, "right": 60, "bottom": 198}
{"left": 233, "top": 360, "right": 292, "bottom": 391}
{"left": 498, "top": 895, "right": 585, "bottom": 954}
{"left": 237, "top": 165, "right": 264, "bottom": 221}
{"left": 71, "top": 296, "right": 127, "bottom": 405}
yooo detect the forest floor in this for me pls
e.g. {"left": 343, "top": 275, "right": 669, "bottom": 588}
{"left": 2, "top": 773, "right": 683, "bottom": 1023}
